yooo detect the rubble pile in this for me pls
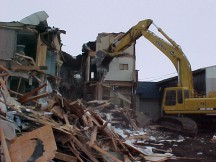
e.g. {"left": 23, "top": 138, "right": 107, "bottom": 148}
{"left": 0, "top": 56, "right": 176, "bottom": 162}
{"left": 87, "top": 100, "right": 138, "bottom": 130}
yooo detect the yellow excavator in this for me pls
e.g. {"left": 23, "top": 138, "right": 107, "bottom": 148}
{"left": 96, "top": 19, "right": 216, "bottom": 135}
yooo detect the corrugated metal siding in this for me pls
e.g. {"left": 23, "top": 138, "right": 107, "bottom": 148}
{"left": 206, "top": 66, "right": 216, "bottom": 94}
{"left": 193, "top": 70, "right": 206, "bottom": 95}
{"left": 137, "top": 82, "right": 160, "bottom": 99}
{"left": 0, "top": 28, "right": 17, "bottom": 59}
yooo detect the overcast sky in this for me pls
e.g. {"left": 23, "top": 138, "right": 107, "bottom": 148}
{"left": 1, "top": 0, "right": 216, "bottom": 81}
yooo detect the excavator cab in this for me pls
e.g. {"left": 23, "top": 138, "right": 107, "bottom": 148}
{"left": 162, "top": 87, "right": 189, "bottom": 112}
{"left": 160, "top": 87, "right": 198, "bottom": 135}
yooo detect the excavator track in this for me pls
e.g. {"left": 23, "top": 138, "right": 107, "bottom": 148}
{"left": 158, "top": 116, "right": 198, "bottom": 136}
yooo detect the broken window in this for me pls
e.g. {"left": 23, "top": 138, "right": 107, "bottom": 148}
{"left": 17, "top": 31, "right": 37, "bottom": 59}
{"left": 119, "top": 64, "right": 128, "bottom": 70}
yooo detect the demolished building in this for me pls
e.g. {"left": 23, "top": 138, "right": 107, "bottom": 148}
{"left": 1, "top": 11, "right": 215, "bottom": 162}
{"left": 81, "top": 33, "right": 137, "bottom": 109}
{"left": 0, "top": 11, "right": 65, "bottom": 96}
{"left": 60, "top": 32, "right": 138, "bottom": 109}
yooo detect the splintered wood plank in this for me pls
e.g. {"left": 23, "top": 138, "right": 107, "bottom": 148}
{"left": 89, "top": 126, "right": 98, "bottom": 147}
{"left": 94, "top": 102, "right": 110, "bottom": 109}
{"left": 54, "top": 131, "right": 72, "bottom": 145}
{"left": 52, "top": 106, "right": 65, "bottom": 119}
{"left": 69, "top": 142, "right": 84, "bottom": 162}
{"left": 9, "top": 125, "right": 57, "bottom": 162}
{"left": 0, "top": 73, "right": 9, "bottom": 77}
{"left": 70, "top": 136, "right": 99, "bottom": 162}
{"left": 88, "top": 110, "right": 124, "bottom": 151}
{"left": 15, "top": 53, "right": 36, "bottom": 65}
{"left": 63, "top": 114, "right": 70, "bottom": 125}
{"left": 0, "top": 59, "right": 43, "bottom": 71}
{"left": 91, "top": 144, "right": 123, "bottom": 162}
{"left": 126, "top": 134, "right": 147, "bottom": 140}
{"left": 36, "top": 34, "right": 47, "bottom": 66}
{"left": 0, "top": 64, "right": 9, "bottom": 72}
{"left": 55, "top": 152, "right": 77, "bottom": 162}
{"left": 18, "top": 83, "right": 47, "bottom": 103}
{"left": 0, "top": 79, "right": 10, "bottom": 98}
{"left": 19, "top": 92, "right": 48, "bottom": 104}
{"left": 124, "top": 155, "right": 130, "bottom": 162}
{"left": 64, "top": 99, "right": 85, "bottom": 117}
{"left": 0, "top": 125, "right": 11, "bottom": 162}
{"left": 144, "top": 155, "right": 168, "bottom": 162}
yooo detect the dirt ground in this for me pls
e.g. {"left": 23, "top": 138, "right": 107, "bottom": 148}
{"left": 156, "top": 127, "right": 216, "bottom": 162}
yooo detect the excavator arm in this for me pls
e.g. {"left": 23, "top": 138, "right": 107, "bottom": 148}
{"left": 107, "top": 19, "right": 153, "bottom": 54}
{"left": 98, "top": 19, "right": 194, "bottom": 97}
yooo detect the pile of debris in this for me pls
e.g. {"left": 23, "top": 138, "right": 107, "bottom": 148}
{"left": 0, "top": 55, "right": 176, "bottom": 162}
{"left": 0, "top": 94, "right": 174, "bottom": 161}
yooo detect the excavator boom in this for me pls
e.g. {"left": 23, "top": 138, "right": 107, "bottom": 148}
{"left": 98, "top": 19, "right": 194, "bottom": 96}
{"left": 108, "top": 19, "right": 153, "bottom": 54}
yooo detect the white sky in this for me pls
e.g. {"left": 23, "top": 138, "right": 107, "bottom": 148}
{"left": 1, "top": 0, "right": 216, "bottom": 81}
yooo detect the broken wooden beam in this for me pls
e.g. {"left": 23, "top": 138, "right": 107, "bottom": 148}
{"left": 18, "top": 83, "right": 47, "bottom": 103}
{"left": 68, "top": 144, "right": 84, "bottom": 162}
{"left": 19, "top": 92, "right": 48, "bottom": 104}
{"left": 55, "top": 152, "right": 77, "bottom": 162}
{"left": 89, "top": 126, "right": 98, "bottom": 147}
{"left": 90, "top": 143, "right": 123, "bottom": 162}
{"left": 0, "top": 122, "right": 12, "bottom": 162}
{"left": 0, "top": 59, "right": 47, "bottom": 72}
{"left": 70, "top": 136, "right": 99, "bottom": 162}
{"left": 51, "top": 106, "right": 65, "bottom": 119}
{"left": 0, "top": 64, "right": 9, "bottom": 72}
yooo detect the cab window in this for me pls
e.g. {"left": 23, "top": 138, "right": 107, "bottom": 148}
{"left": 184, "top": 90, "right": 189, "bottom": 99}
{"left": 177, "top": 90, "right": 183, "bottom": 104}
{"left": 165, "top": 90, "right": 176, "bottom": 106}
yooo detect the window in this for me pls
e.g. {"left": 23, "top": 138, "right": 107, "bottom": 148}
{"left": 119, "top": 64, "right": 128, "bottom": 70}
{"left": 165, "top": 90, "right": 176, "bottom": 106}
{"left": 91, "top": 72, "right": 94, "bottom": 79}
{"left": 184, "top": 90, "right": 189, "bottom": 99}
{"left": 177, "top": 90, "right": 183, "bottom": 104}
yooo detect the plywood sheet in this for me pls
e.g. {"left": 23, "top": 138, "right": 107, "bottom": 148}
{"left": 9, "top": 125, "right": 57, "bottom": 162}
{"left": 0, "top": 125, "right": 11, "bottom": 162}
{"left": 36, "top": 35, "right": 47, "bottom": 66}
